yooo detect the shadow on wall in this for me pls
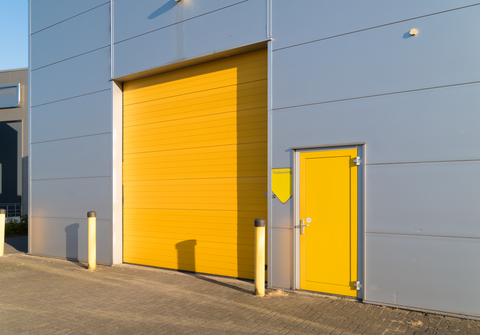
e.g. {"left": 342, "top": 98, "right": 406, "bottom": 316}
{"left": 148, "top": 0, "right": 179, "bottom": 20}
{"left": 65, "top": 223, "right": 79, "bottom": 262}
{"left": 236, "top": 50, "right": 268, "bottom": 280}
{"left": 176, "top": 239, "right": 197, "bottom": 272}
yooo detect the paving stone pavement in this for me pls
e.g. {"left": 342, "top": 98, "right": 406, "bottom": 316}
{"left": 1, "top": 250, "right": 479, "bottom": 334}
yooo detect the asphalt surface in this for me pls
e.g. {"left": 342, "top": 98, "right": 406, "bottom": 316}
{"left": 1, "top": 236, "right": 479, "bottom": 334}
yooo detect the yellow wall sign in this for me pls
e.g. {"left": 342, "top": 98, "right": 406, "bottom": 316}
{"left": 272, "top": 168, "right": 292, "bottom": 203}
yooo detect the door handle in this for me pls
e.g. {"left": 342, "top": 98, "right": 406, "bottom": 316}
{"left": 300, "top": 219, "right": 309, "bottom": 235}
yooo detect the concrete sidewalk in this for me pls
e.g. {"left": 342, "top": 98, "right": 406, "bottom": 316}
{"left": 0, "top": 248, "right": 479, "bottom": 334}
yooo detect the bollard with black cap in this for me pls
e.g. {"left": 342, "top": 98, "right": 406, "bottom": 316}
{"left": 254, "top": 218, "right": 266, "bottom": 296}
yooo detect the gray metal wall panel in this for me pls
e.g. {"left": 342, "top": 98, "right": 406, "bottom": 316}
{"left": 270, "top": 1, "right": 480, "bottom": 317}
{"left": 30, "top": 90, "right": 112, "bottom": 143}
{"left": 30, "top": 48, "right": 111, "bottom": 106}
{"left": 114, "top": 26, "right": 177, "bottom": 78}
{"left": 272, "top": 7, "right": 480, "bottom": 110}
{"left": 272, "top": 1, "right": 480, "bottom": 50}
{"left": 30, "top": 0, "right": 109, "bottom": 34}
{"left": 114, "top": 0, "right": 246, "bottom": 43}
{"left": 31, "top": 217, "right": 111, "bottom": 264}
{"left": 366, "top": 162, "right": 480, "bottom": 238}
{"left": 271, "top": 198, "right": 292, "bottom": 229}
{"left": 270, "top": 228, "right": 293, "bottom": 289}
{"left": 31, "top": 178, "right": 112, "bottom": 221}
{"left": 113, "top": 0, "right": 266, "bottom": 78}
{"left": 31, "top": 134, "right": 112, "bottom": 180}
{"left": 30, "top": 0, "right": 114, "bottom": 264}
{"left": 183, "top": 3, "right": 266, "bottom": 59}
{"left": 271, "top": 83, "right": 480, "bottom": 167}
{"left": 31, "top": 4, "right": 110, "bottom": 70}
{"left": 365, "top": 233, "right": 480, "bottom": 317}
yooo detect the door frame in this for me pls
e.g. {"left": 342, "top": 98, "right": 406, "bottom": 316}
{"left": 293, "top": 143, "right": 366, "bottom": 299}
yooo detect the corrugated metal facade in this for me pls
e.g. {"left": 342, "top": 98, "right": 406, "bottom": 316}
{"left": 123, "top": 50, "right": 267, "bottom": 279}
{"left": 29, "top": 0, "right": 480, "bottom": 319}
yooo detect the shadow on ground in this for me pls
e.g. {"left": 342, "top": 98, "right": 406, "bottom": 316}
{"left": 189, "top": 273, "right": 253, "bottom": 294}
{"left": 5, "top": 235, "right": 28, "bottom": 254}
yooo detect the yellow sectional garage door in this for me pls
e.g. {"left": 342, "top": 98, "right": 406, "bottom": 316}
{"left": 123, "top": 49, "right": 267, "bottom": 279}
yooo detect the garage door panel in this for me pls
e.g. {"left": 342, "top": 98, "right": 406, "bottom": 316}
{"left": 123, "top": 208, "right": 267, "bottom": 223}
{"left": 123, "top": 176, "right": 266, "bottom": 191}
{"left": 125, "top": 86, "right": 266, "bottom": 122}
{"left": 124, "top": 220, "right": 262, "bottom": 234}
{"left": 124, "top": 113, "right": 267, "bottom": 142}
{"left": 124, "top": 157, "right": 268, "bottom": 175}
{"left": 124, "top": 240, "right": 257, "bottom": 267}
{"left": 123, "top": 229, "right": 254, "bottom": 245}
{"left": 124, "top": 126, "right": 267, "bottom": 147}
{"left": 124, "top": 201, "right": 266, "bottom": 212}
{"left": 123, "top": 152, "right": 267, "bottom": 168}
{"left": 124, "top": 49, "right": 267, "bottom": 279}
{"left": 124, "top": 257, "right": 254, "bottom": 278}
{"left": 125, "top": 236, "right": 257, "bottom": 253}
{"left": 123, "top": 143, "right": 267, "bottom": 166}
{"left": 123, "top": 134, "right": 266, "bottom": 155}
{"left": 124, "top": 117, "right": 267, "bottom": 146}
{"left": 124, "top": 245, "right": 243, "bottom": 260}
{"left": 129, "top": 256, "right": 256, "bottom": 274}
{"left": 123, "top": 170, "right": 266, "bottom": 182}
{"left": 124, "top": 77, "right": 267, "bottom": 111}
{"left": 124, "top": 250, "right": 254, "bottom": 269}
{"left": 124, "top": 220, "right": 263, "bottom": 236}
{"left": 124, "top": 188, "right": 267, "bottom": 200}
{"left": 124, "top": 53, "right": 266, "bottom": 93}
{"left": 124, "top": 108, "right": 267, "bottom": 140}
{"left": 124, "top": 57, "right": 265, "bottom": 92}
{"left": 124, "top": 154, "right": 267, "bottom": 171}
{"left": 124, "top": 95, "right": 267, "bottom": 129}
{"left": 124, "top": 78, "right": 266, "bottom": 117}
{"left": 125, "top": 195, "right": 266, "bottom": 207}
{"left": 124, "top": 225, "right": 246, "bottom": 239}
{"left": 124, "top": 250, "right": 256, "bottom": 269}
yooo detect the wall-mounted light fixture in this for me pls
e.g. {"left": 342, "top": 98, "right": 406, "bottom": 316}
{"left": 175, "top": 0, "right": 181, "bottom": 2}
{"left": 409, "top": 28, "right": 418, "bottom": 36}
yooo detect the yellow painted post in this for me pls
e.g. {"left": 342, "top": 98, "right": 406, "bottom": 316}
{"left": 0, "top": 209, "right": 5, "bottom": 256}
{"left": 87, "top": 211, "right": 96, "bottom": 270}
{"left": 254, "top": 218, "right": 266, "bottom": 296}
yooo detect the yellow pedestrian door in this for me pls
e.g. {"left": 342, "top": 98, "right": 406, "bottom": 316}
{"left": 299, "top": 149, "right": 358, "bottom": 297}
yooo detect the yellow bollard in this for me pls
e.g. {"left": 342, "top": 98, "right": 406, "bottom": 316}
{"left": 0, "top": 209, "right": 5, "bottom": 256}
{"left": 87, "top": 211, "right": 96, "bottom": 270}
{"left": 254, "top": 218, "right": 266, "bottom": 296}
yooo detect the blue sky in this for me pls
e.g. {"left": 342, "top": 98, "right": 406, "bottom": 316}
{"left": 0, "top": 0, "right": 28, "bottom": 71}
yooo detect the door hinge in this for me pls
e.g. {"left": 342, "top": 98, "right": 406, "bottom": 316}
{"left": 353, "top": 281, "right": 362, "bottom": 291}
{"left": 353, "top": 156, "right": 361, "bottom": 166}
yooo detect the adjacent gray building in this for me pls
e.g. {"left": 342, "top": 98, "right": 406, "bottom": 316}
{"left": 29, "top": 1, "right": 480, "bottom": 319}
{"left": 0, "top": 68, "right": 28, "bottom": 217}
